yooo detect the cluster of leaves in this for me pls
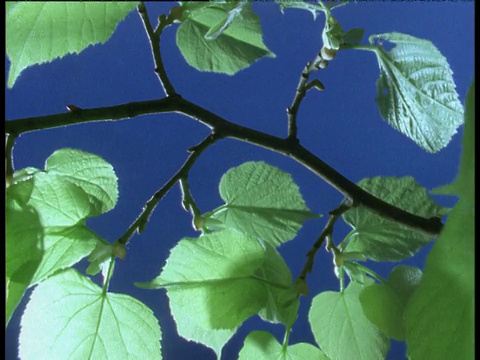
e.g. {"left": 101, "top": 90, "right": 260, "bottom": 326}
{"left": 6, "top": 1, "right": 473, "bottom": 360}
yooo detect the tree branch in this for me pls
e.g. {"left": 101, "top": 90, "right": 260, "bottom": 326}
{"left": 5, "top": 97, "right": 444, "bottom": 237}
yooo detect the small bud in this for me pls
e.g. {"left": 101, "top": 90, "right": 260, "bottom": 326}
{"left": 321, "top": 46, "right": 338, "bottom": 61}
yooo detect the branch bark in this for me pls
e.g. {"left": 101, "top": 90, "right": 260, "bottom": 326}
{"left": 5, "top": 96, "right": 443, "bottom": 236}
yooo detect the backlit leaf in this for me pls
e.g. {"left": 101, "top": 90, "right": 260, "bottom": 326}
{"left": 309, "top": 280, "right": 389, "bottom": 360}
{"left": 239, "top": 331, "right": 328, "bottom": 360}
{"left": 206, "top": 161, "right": 319, "bottom": 246}
{"left": 176, "top": 3, "right": 275, "bottom": 75}
{"left": 19, "top": 269, "right": 162, "bottom": 359}
{"left": 342, "top": 176, "right": 448, "bottom": 261}
{"left": 370, "top": 32, "right": 464, "bottom": 152}
{"left": 6, "top": 2, "right": 137, "bottom": 87}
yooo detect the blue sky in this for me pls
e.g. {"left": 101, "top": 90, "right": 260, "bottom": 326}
{"left": 6, "top": 2, "right": 474, "bottom": 359}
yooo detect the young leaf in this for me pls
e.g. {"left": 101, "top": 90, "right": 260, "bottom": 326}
{"left": 6, "top": 2, "right": 137, "bottom": 87}
{"left": 136, "top": 229, "right": 269, "bottom": 357}
{"left": 342, "top": 176, "right": 448, "bottom": 261}
{"left": 8, "top": 148, "right": 118, "bottom": 285}
{"left": 309, "top": 280, "right": 390, "bottom": 360}
{"left": 369, "top": 32, "right": 464, "bottom": 152}
{"left": 176, "top": 3, "right": 275, "bottom": 75}
{"left": 19, "top": 269, "right": 162, "bottom": 359}
{"left": 239, "top": 331, "right": 328, "bottom": 360}
{"left": 360, "top": 266, "right": 422, "bottom": 340}
{"left": 404, "top": 80, "right": 474, "bottom": 360}
{"left": 206, "top": 161, "right": 319, "bottom": 246}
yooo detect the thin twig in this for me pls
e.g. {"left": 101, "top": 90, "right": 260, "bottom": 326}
{"left": 137, "top": 2, "right": 176, "bottom": 96}
{"left": 116, "top": 133, "right": 220, "bottom": 246}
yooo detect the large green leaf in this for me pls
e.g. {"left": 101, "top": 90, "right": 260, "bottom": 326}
{"left": 342, "top": 176, "right": 448, "bottom": 261}
{"left": 19, "top": 269, "right": 162, "bottom": 359}
{"left": 239, "top": 331, "right": 328, "bottom": 360}
{"left": 370, "top": 32, "right": 464, "bottom": 152}
{"left": 6, "top": 148, "right": 118, "bottom": 286}
{"left": 309, "top": 280, "right": 390, "bottom": 360}
{"left": 360, "top": 265, "right": 422, "bottom": 340}
{"left": 404, "top": 80, "right": 474, "bottom": 360}
{"left": 136, "top": 229, "right": 298, "bottom": 357}
{"left": 6, "top": 2, "right": 137, "bottom": 87}
{"left": 205, "top": 161, "right": 319, "bottom": 246}
{"left": 176, "top": 3, "right": 275, "bottom": 75}
{"left": 6, "top": 183, "right": 44, "bottom": 325}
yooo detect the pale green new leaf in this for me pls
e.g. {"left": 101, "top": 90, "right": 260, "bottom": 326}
{"left": 370, "top": 32, "right": 464, "bottom": 152}
{"left": 8, "top": 148, "right": 118, "bottom": 285}
{"left": 6, "top": 181, "right": 44, "bottom": 325}
{"left": 207, "top": 161, "right": 319, "bottom": 246}
{"left": 404, "top": 80, "right": 474, "bottom": 360}
{"left": 176, "top": 3, "right": 275, "bottom": 75}
{"left": 136, "top": 229, "right": 268, "bottom": 357}
{"left": 6, "top": 2, "right": 137, "bottom": 87}
{"left": 360, "top": 266, "right": 422, "bottom": 340}
{"left": 309, "top": 280, "right": 389, "bottom": 360}
{"left": 19, "top": 269, "right": 162, "bottom": 360}
{"left": 239, "top": 331, "right": 328, "bottom": 360}
{"left": 342, "top": 176, "right": 448, "bottom": 261}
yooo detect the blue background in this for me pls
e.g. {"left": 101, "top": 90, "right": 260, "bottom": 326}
{"left": 6, "top": 2, "right": 474, "bottom": 359}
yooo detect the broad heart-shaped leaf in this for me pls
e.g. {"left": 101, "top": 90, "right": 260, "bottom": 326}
{"left": 342, "top": 176, "right": 448, "bottom": 261}
{"left": 7, "top": 148, "right": 118, "bottom": 286}
{"left": 205, "top": 161, "right": 319, "bottom": 246}
{"left": 6, "top": 182, "right": 44, "bottom": 326}
{"left": 6, "top": 2, "right": 137, "bottom": 87}
{"left": 404, "top": 80, "right": 474, "bottom": 360}
{"left": 176, "top": 3, "right": 275, "bottom": 75}
{"left": 239, "top": 331, "right": 328, "bottom": 360}
{"left": 370, "top": 32, "right": 464, "bottom": 152}
{"left": 309, "top": 280, "right": 390, "bottom": 360}
{"left": 136, "top": 229, "right": 297, "bottom": 357}
{"left": 360, "top": 265, "right": 422, "bottom": 341}
{"left": 19, "top": 269, "right": 162, "bottom": 359}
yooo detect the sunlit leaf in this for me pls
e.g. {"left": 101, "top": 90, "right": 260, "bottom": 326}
{"left": 6, "top": 181, "right": 44, "bottom": 325}
{"left": 7, "top": 148, "right": 118, "bottom": 286}
{"left": 404, "top": 80, "right": 474, "bottom": 360}
{"left": 309, "top": 280, "right": 389, "bottom": 360}
{"left": 342, "top": 176, "right": 448, "bottom": 261}
{"left": 206, "top": 161, "right": 319, "bottom": 246}
{"left": 239, "top": 331, "right": 328, "bottom": 360}
{"left": 176, "top": 3, "right": 275, "bottom": 75}
{"left": 19, "top": 269, "right": 162, "bottom": 359}
{"left": 369, "top": 32, "right": 464, "bottom": 152}
{"left": 360, "top": 266, "right": 422, "bottom": 340}
{"left": 6, "top": 2, "right": 137, "bottom": 87}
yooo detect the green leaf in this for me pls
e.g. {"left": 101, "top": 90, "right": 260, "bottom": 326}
{"left": 7, "top": 148, "right": 118, "bottom": 285}
{"left": 6, "top": 181, "right": 44, "bottom": 325}
{"left": 176, "top": 3, "right": 275, "bottom": 75}
{"left": 342, "top": 176, "right": 448, "bottom": 261}
{"left": 309, "top": 280, "right": 390, "bottom": 360}
{"left": 239, "top": 331, "right": 328, "bottom": 360}
{"left": 136, "top": 229, "right": 268, "bottom": 357}
{"left": 6, "top": 2, "right": 137, "bottom": 87}
{"left": 46, "top": 148, "right": 118, "bottom": 214}
{"left": 206, "top": 161, "right": 319, "bottom": 246}
{"left": 360, "top": 266, "right": 422, "bottom": 340}
{"left": 404, "top": 80, "right": 474, "bottom": 360}
{"left": 256, "top": 244, "right": 300, "bottom": 328}
{"left": 19, "top": 269, "right": 162, "bottom": 359}
{"left": 369, "top": 32, "right": 464, "bottom": 152}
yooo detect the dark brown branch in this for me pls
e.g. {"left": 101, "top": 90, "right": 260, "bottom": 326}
{"left": 5, "top": 96, "right": 443, "bottom": 237}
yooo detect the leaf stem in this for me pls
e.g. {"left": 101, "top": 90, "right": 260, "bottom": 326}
{"left": 5, "top": 133, "right": 16, "bottom": 187}
{"left": 355, "top": 263, "right": 387, "bottom": 285}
